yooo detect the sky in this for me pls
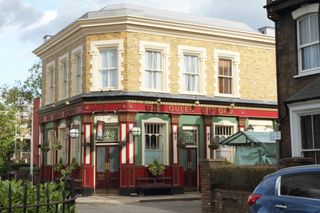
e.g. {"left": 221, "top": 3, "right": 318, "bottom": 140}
{"left": 0, "top": 0, "right": 273, "bottom": 86}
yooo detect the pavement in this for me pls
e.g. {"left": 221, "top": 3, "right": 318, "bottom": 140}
{"left": 76, "top": 192, "right": 201, "bottom": 204}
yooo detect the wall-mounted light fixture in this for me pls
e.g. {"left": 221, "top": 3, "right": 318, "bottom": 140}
{"left": 194, "top": 100, "right": 200, "bottom": 105}
{"left": 69, "top": 128, "right": 79, "bottom": 139}
{"left": 156, "top": 98, "right": 161, "bottom": 104}
{"left": 130, "top": 122, "right": 141, "bottom": 137}
{"left": 246, "top": 124, "right": 254, "bottom": 132}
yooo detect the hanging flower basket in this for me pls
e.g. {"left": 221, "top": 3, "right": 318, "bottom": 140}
{"left": 208, "top": 143, "right": 219, "bottom": 150}
{"left": 41, "top": 144, "right": 50, "bottom": 152}
{"left": 51, "top": 142, "right": 62, "bottom": 150}
{"left": 177, "top": 141, "right": 186, "bottom": 149}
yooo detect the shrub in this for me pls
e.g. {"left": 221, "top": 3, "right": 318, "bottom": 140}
{"left": 0, "top": 180, "right": 76, "bottom": 212}
{"left": 148, "top": 159, "right": 165, "bottom": 177}
{"left": 211, "top": 165, "right": 277, "bottom": 192}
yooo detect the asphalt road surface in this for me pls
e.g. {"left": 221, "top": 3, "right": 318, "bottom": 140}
{"left": 76, "top": 200, "right": 201, "bottom": 213}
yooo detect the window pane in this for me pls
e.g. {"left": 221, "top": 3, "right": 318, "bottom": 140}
{"left": 281, "top": 173, "right": 320, "bottom": 199}
{"left": 314, "top": 115, "right": 320, "bottom": 149}
{"left": 302, "top": 44, "right": 320, "bottom": 70}
{"left": 301, "top": 115, "right": 313, "bottom": 149}
{"left": 218, "top": 59, "right": 232, "bottom": 94}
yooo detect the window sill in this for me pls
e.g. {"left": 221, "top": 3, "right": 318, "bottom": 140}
{"left": 140, "top": 88, "right": 169, "bottom": 93}
{"left": 215, "top": 93, "right": 239, "bottom": 98}
{"left": 294, "top": 68, "right": 320, "bottom": 78}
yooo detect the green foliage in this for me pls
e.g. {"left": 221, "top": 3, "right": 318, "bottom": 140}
{"left": 211, "top": 165, "right": 277, "bottom": 192}
{"left": 55, "top": 158, "right": 79, "bottom": 180}
{"left": 0, "top": 180, "right": 75, "bottom": 212}
{"left": 148, "top": 159, "right": 165, "bottom": 177}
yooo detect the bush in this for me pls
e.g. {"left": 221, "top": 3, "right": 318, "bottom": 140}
{"left": 211, "top": 165, "right": 277, "bottom": 192}
{"left": 0, "top": 180, "right": 76, "bottom": 212}
{"left": 10, "top": 163, "right": 30, "bottom": 171}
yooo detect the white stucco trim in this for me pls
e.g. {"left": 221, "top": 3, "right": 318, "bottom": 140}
{"left": 213, "top": 49, "right": 240, "bottom": 97}
{"left": 178, "top": 45, "right": 207, "bottom": 95}
{"left": 90, "top": 39, "right": 124, "bottom": 91}
{"left": 139, "top": 41, "right": 170, "bottom": 93}
{"left": 71, "top": 45, "right": 83, "bottom": 96}
{"left": 141, "top": 117, "right": 169, "bottom": 166}
{"left": 288, "top": 100, "right": 320, "bottom": 157}
{"left": 291, "top": 3, "right": 319, "bottom": 20}
{"left": 45, "top": 61, "right": 55, "bottom": 105}
{"left": 58, "top": 53, "right": 69, "bottom": 101}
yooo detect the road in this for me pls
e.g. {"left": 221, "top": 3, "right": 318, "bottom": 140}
{"left": 76, "top": 200, "right": 201, "bottom": 213}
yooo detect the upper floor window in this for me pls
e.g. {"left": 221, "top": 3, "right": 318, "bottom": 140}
{"left": 178, "top": 45, "right": 206, "bottom": 95}
{"left": 292, "top": 3, "right": 320, "bottom": 77}
{"left": 58, "top": 54, "right": 68, "bottom": 100}
{"left": 75, "top": 54, "right": 82, "bottom": 93}
{"left": 183, "top": 54, "right": 199, "bottom": 92}
{"left": 71, "top": 45, "right": 83, "bottom": 96}
{"left": 48, "top": 67, "right": 54, "bottom": 102}
{"left": 298, "top": 14, "right": 319, "bottom": 72}
{"left": 218, "top": 59, "right": 232, "bottom": 94}
{"left": 139, "top": 41, "right": 170, "bottom": 92}
{"left": 90, "top": 40, "right": 123, "bottom": 91}
{"left": 145, "top": 51, "right": 162, "bottom": 90}
{"left": 214, "top": 49, "right": 240, "bottom": 97}
{"left": 100, "top": 48, "right": 118, "bottom": 88}
{"left": 62, "top": 61, "right": 68, "bottom": 98}
{"left": 46, "top": 61, "right": 55, "bottom": 104}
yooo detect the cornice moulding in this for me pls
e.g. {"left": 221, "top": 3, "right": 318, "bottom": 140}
{"left": 33, "top": 16, "right": 275, "bottom": 57}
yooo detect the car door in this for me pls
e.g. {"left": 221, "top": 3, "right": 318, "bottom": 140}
{"left": 271, "top": 172, "right": 320, "bottom": 213}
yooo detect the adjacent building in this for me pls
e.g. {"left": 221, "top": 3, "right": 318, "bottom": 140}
{"left": 33, "top": 4, "right": 277, "bottom": 195}
{"left": 266, "top": 0, "right": 320, "bottom": 163}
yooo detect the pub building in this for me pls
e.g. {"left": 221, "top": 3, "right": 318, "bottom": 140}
{"left": 32, "top": 4, "right": 277, "bottom": 195}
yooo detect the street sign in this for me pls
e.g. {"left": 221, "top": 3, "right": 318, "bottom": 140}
{"left": 270, "top": 131, "right": 281, "bottom": 141}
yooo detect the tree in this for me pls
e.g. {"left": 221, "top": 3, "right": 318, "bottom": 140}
{"left": 0, "top": 103, "right": 16, "bottom": 174}
{"left": 0, "top": 62, "right": 42, "bottom": 167}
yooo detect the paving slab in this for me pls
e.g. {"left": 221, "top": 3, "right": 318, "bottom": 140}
{"left": 76, "top": 192, "right": 201, "bottom": 204}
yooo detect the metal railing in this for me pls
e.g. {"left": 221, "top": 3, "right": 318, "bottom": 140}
{"left": 0, "top": 180, "right": 77, "bottom": 213}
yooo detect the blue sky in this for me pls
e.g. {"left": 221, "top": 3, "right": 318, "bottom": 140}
{"left": 0, "top": 0, "right": 273, "bottom": 86}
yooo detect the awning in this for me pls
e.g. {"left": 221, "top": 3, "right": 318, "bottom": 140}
{"left": 219, "top": 131, "right": 275, "bottom": 146}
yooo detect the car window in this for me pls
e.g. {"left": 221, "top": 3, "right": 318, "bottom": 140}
{"left": 254, "top": 176, "right": 276, "bottom": 195}
{"left": 280, "top": 172, "right": 320, "bottom": 199}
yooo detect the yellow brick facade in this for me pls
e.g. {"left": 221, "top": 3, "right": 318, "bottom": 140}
{"left": 84, "top": 32, "right": 276, "bottom": 102}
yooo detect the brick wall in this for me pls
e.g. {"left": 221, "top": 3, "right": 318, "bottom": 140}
{"left": 200, "top": 159, "right": 251, "bottom": 213}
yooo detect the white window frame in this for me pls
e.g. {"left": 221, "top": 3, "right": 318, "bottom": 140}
{"left": 58, "top": 121, "right": 67, "bottom": 164}
{"left": 58, "top": 54, "right": 69, "bottom": 100}
{"left": 70, "top": 119, "right": 81, "bottom": 164}
{"left": 46, "top": 129, "right": 55, "bottom": 166}
{"left": 71, "top": 45, "right": 83, "bottom": 96}
{"left": 90, "top": 40, "right": 123, "bottom": 91}
{"left": 46, "top": 61, "right": 55, "bottom": 104}
{"left": 139, "top": 41, "right": 170, "bottom": 92}
{"left": 141, "top": 118, "right": 169, "bottom": 166}
{"left": 214, "top": 49, "right": 240, "bottom": 97}
{"left": 288, "top": 100, "right": 320, "bottom": 158}
{"left": 213, "top": 119, "right": 237, "bottom": 162}
{"left": 178, "top": 45, "right": 207, "bottom": 95}
{"left": 292, "top": 3, "right": 320, "bottom": 78}
{"left": 182, "top": 125, "right": 199, "bottom": 148}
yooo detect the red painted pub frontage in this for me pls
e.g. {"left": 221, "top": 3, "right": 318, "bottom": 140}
{"left": 31, "top": 4, "right": 278, "bottom": 196}
{"left": 33, "top": 94, "right": 278, "bottom": 195}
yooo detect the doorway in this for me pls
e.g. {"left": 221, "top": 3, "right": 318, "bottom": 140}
{"left": 179, "top": 126, "right": 198, "bottom": 190}
{"left": 95, "top": 145, "right": 119, "bottom": 192}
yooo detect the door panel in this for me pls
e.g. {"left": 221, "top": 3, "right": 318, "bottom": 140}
{"left": 179, "top": 148, "right": 197, "bottom": 188}
{"left": 96, "top": 145, "right": 119, "bottom": 190}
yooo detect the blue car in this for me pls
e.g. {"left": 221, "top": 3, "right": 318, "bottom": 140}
{"left": 248, "top": 165, "right": 320, "bottom": 213}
